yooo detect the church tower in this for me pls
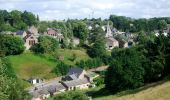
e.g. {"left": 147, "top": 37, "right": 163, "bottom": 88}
{"left": 105, "top": 21, "right": 113, "bottom": 38}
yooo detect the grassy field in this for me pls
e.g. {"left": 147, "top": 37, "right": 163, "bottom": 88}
{"left": 7, "top": 49, "right": 90, "bottom": 80}
{"left": 94, "top": 80, "right": 170, "bottom": 100}
{"left": 8, "top": 52, "right": 57, "bottom": 79}
{"left": 57, "top": 49, "right": 90, "bottom": 65}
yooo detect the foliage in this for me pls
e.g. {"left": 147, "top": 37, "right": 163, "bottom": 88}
{"left": 0, "top": 10, "right": 38, "bottom": 32}
{"left": 109, "top": 15, "right": 169, "bottom": 32}
{"left": 0, "top": 34, "right": 25, "bottom": 56}
{"left": 94, "top": 77, "right": 104, "bottom": 86}
{"left": 76, "top": 58, "right": 103, "bottom": 69}
{"left": 54, "top": 91, "right": 88, "bottom": 100}
{"left": 71, "top": 20, "right": 88, "bottom": 43}
{"left": 52, "top": 61, "right": 71, "bottom": 76}
{"left": 105, "top": 32, "right": 170, "bottom": 93}
{"left": 105, "top": 48, "right": 145, "bottom": 93}
{"left": 31, "top": 36, "right": 59, "bottom": 54}
{"left": 0, "top": 57, "right": 31, "bottom": 100}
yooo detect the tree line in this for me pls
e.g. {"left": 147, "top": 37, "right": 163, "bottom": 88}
{"left": 0, "top": 10, "right": 38, "bottom": 32}
{"left": 109, "top": 15, "right": 169, "bottom": 32}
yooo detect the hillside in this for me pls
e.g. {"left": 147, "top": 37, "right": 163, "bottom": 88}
{"left": 7, "top": 49, "right": 90, "bottom": 80}
{"left": 94, "top": 79, "right": 170, "bottom": 100}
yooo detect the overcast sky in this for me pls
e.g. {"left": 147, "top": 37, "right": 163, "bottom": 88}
{"left": 0, "top": 0, "right": 170, "bottom": 20}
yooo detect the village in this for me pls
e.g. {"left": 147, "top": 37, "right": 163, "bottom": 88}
{"left": 27, "top": 66, "right": 109, "bottom": 100}
{"left": 2, "top": 22, "right": 134, "bottom": 50}
{"left": 1, "top": 19, "right": 170, "bottom": 100}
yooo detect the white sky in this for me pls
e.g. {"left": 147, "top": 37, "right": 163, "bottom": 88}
{"left": 0, "top": 0, "right": 170, "bottom": 20}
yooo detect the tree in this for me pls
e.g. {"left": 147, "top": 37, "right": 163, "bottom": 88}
{"left": 158, "top": 20, "right": 167, "bottom": 30}
{"left": 31, "top": 36, "right": 59, "bottom": 54}
{"left": 21, "top": 10, "right": 37, "bottom": 26}
{"left": 105, "top": 48, "right": 145, "bottom": 93}
{"left": 0, "top": 34, "right": 25, "bottom": 56}
{"left": 54, "top": 91, "right": 88, "bottom": 100}
{"left": 52, "top": 62, "right": 70, "bottom": 76}
{"left": 88, "top": 39, "right": 106, "bottom": 58}
{"left": 71, "top": 21, "right": 88, "bottom": 44}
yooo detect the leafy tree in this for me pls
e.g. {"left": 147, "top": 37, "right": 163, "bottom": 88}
{"left": 52, "top": 62, "right": 70, "bottom": 76}
{"left": 71, "top": 21, "right": 88, "bottom": 43}
{"left": 158, "top": 20, "right": 167, "bottom": 30}
{"left": 87, "top": 26, "right": 106, "bottom": 58}
{"left": 38, "top": 21, "right": 48, "bottom": 33}
{"left": 88, "top": 39, "right": 106, "bottom": 58}
{"left": 21, "top": 11, "right": 37, "bottom": 26}
{"left": 0, "top": 34, "right": 25, "bottom": 56}
{"left": 31, "top": 36, "right": 59, "bottom": 54}
{"left": 105, "top": 48, "right": 145, "bottom": 93}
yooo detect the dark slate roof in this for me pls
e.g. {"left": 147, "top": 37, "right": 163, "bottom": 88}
{"left": 38, "top": 89, "right": 49, "bottom": 95}
{"left": 16, "top": 30, "right": 25, "bottom": 35}
{"left": 62, "top": 78, "right": 90, "bottom": 87}
{"left": 69, "top": 74, "right": 78, "bottom": 80}
{"left": 30, "top": 89, "right": 49, "bottom": 98}
{"left": 47, "top": 83, "right": 66, "bottom": 93}
{"left": 47, "top": 85, "right": 56, "bottom": 93}
{"left": 56, "top": 83, "right": 66, "bottom": 91}
{"left": 67, "top": 68, "right": 84, "bottom": 77}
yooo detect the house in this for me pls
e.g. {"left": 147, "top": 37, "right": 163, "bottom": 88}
{"left": 61, "top": 78, "right": 90, "bottom": 91}
{"left": 106, "top": 37, "right": 119, "bottom": 50}
{"left": 24, "top": 34, "right": 38, "bottom": 50}
{"left": 31, "top": 89, "right": 50, "bottom": 100}
{"left": 28, "top": 26, "right": 38, "bottom": 36}
{"left": 28, "top": 78, "right": 43, "bottom": 85}
{"left": 16, "top": 30, "right": 27, "bottom": 38}
{"left": 63, "top": 68, "right": 87, "bottom": 81}
{"left": 45, "top": 28, "right": 63, "bottom": 41}
{"left": 47, "top": 84, "right": 66, "bottom": 95}
{"left": 85, "top": 72, "right": 99, "bottom": 82}
{"left": 115, "top": 37, "right": 128, "bottom": 48}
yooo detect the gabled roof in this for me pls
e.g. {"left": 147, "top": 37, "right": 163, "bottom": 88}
{"left": 62, "top": 78, "right": 90, "bottom": 88}
{"left": 107, "top": 37, "right": 118, "bottom": 42}
{"left": 69, "top": 74, "right": 78, "bottom": 80}
{"left": 67, "top": 68, "right": 84, "bottom": 78}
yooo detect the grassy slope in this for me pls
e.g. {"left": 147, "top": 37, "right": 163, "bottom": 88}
{"left": 94, "top": 80, "right": 170, "bottom": 100}
{"left": 57, "top": 49, "right": 90, "bottom": 65}
{"left": 7, "top": 49, "right": 90, "bottom": 80}
{"left": 8, "top": 52, "right": 57, "bottom": 79}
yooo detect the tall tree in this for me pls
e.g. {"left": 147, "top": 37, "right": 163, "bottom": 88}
{"left": 105, "top": 48, "right": 145, "bottom": 93}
